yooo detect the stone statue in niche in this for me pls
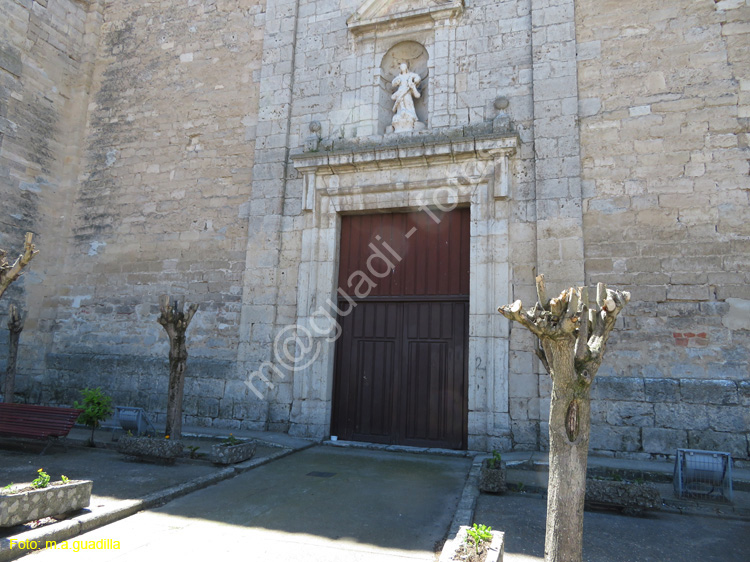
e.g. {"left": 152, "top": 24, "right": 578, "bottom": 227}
{"left": 389, "top": 62, "right": 426, "bottom": 133}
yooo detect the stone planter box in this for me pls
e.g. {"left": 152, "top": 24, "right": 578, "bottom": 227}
{"left": 0, "top": 480, "right": 93, "bottom": 528}
{"left": 479, "top": 458, "right": 507, "bottom": 494}
{"left": 210, "top": 439, "right": 257, "bottom": 465}
{"left": 439, "top": 526, "right": 504, "bottom": 562}
{"left": 117, "top": 435, "right": 183, "bottom": 464}
{"left": 585, "top": 478, "right": 661, "bottom": 515}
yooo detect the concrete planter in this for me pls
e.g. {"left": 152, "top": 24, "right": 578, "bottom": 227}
{"left": 479, "top": 459, "right": 507, "bottom": 494}
{"left": 210, "top": 440, "right": 257, "bottom": 465}
{"left": 0, "top": 480, "right": 92, "bottom": 528}
{"left": 117, "top": 435, "right": 183, "bottom": 464}
{"left": 439, "top": 526, "right": 504, "bottom": 562}
{"left": 585, "top": 478, "right": 661, "bottom": 515}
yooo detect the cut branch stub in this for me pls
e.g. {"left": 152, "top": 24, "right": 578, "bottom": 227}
{"left": 535, "top": 274, "right": 548, "bottom": 310}
{"left": 498, "top": 281, "right": 630, "bottom": 381}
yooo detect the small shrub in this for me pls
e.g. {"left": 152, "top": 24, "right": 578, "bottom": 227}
{"left": 466, "top": 523, "right": 492, "bottom": 546}
{"left": 74, "top": 387, "right": 113, "bottom": 446}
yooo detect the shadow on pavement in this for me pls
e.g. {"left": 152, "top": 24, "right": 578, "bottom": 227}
{"left": 151, "top": 446, "right": 471, "bottom": 552}
{"left": 474, "top": 492, "right": 750, "bottom": 562}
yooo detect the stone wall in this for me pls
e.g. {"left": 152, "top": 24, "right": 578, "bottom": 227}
{"left": 1, "top": 0, "right": 747, "bottom": 458}
{"left": 0, "top": 0, "right": 102, "bottom": 396}
{"left": 33, "top": 0, "right": 267, "bottom": 427}
{"left": 240, "top": 0, "right": 539, "bottom": 443}
{"left": 576, "top": 0, "right": 750, "bottom": 459}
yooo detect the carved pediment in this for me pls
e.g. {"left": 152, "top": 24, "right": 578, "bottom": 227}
{"left": 347, "top": 0, "right": 464, "bottom": 36}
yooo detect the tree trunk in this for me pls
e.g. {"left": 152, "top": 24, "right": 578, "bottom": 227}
{"left": 4, "top": 305, "right": 23, "bottom": 404}
{"left": 498, "top": 276, "right": 629, "bottom": 562}
{"left": 158, "top": 296, "right": 198, "bottom": 440}
{"left": 543, "top": 339, "right": 592, "bottom": 562}
{"left": 166, "top": 333, "right": 188, "bottom": 439}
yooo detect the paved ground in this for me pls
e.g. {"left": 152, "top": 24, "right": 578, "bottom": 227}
{"left": 2, "top": 432, "right": 749, "bottom": 562}
{"left": 474, "top": 492, "right": 750, "bottom": 562}
{"left": 0, "top": 443, "right": 262, "bottom": 503}
{"left": 18, "top": 446, "right": 471, "bottom": 561}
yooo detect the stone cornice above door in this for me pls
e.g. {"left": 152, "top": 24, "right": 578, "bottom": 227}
{"left": 347, "top": 0, "right": 464, "bottom": 38}
{"left": 291, "top": 128, "right": 518, "bottom": 212}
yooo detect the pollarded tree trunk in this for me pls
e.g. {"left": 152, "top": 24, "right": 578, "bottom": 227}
{"left": 4, "top": 304, "right": 24, "bottom": 403}
{"left": 498, "top": 275, "right": 629, "bottom": 562}
{"left": 0, "top": 233, "right": 37, "bottom": 301}
{"left": 157, "top": 296, "right": 198, "bottom": 440}
{"left": 1, "top": 234, "right": 36, "bottom": 405}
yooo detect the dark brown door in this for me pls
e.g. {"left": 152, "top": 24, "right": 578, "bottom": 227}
{"left": 331, "top": 209, "right": 469, "bottom": 450}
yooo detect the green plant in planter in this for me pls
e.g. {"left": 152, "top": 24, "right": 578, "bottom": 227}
{"left": 465, "top": 523, "right": 493, "bottom": 557}
{"left": 31, "top": 468, "right": 51, "bottom": 489}
{"left": 74, "top": 387, "right": 113, "bottom": 446}
{"left": 487, "top": 450, "right": 503, "bottom": 469}
{"left": 223, "top": 433, "right": 241, "bottom": 446}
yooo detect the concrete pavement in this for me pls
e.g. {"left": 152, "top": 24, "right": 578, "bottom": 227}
{"left": 474, "top": 492, "right": 750, "bottom": 562}
{"left": 2, "top": 429, "right": 749, "bottom": 562}
{"left": 20, "top": 446, "right": 472, "bottom": 561}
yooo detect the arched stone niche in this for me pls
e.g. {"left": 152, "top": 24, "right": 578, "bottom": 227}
{"left": 379, "top": 41, "right": 429, "bottom": 134}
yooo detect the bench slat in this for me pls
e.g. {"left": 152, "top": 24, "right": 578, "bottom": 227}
{"left": 0, "top": 404, "right": 83, "bottom": 440}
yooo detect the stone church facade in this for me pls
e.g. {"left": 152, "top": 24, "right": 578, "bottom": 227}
{"left": 1, "top": 0, "right": 748, "bottom": 458}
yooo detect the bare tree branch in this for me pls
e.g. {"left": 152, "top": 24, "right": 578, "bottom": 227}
{"left": 498, "top": 299, "right": 545, "bottom": 337}
{"left": 575, "top": 287, "right": 590, "bottom": 363}
{"left": 535, "top": 342, "right": 550, "bottom": 374}
{"left": 0, "top": 233, "right": 38, "bottom": 301}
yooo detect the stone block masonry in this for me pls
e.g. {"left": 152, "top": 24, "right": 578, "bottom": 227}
{"left": 0, "top": 0, "right": 103, "bottom": 373}
{"left": 0, "top": 0, "right": 747, "bottom": 460}
{"left": 570, "top": 0, "right": 750, "bottom": 460}
{"left": 23, "top": 0, "right": 267, "bottom": 419}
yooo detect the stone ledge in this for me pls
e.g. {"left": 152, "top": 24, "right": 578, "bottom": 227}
{"left": 347, "top": 0, "right": 464, "bottom": 37}
{"left": 291, "top": 128, "right": 519, "bottom": 175}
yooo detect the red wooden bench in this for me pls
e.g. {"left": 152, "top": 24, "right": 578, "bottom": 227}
{"left": 0, "top": 403, "right": 82, "bottom": 453}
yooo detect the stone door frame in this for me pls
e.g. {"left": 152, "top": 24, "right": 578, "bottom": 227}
{"left": 290, "top": 132, "right": 518, "bottom": 450}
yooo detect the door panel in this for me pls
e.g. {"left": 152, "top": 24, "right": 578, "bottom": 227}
{"left": 332, "top": 209, "right": 469, "bottom": 450}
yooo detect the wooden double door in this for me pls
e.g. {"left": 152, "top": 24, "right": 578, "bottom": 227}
{"left": 331, "top": 209, "right": 470, "bottom": 450}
